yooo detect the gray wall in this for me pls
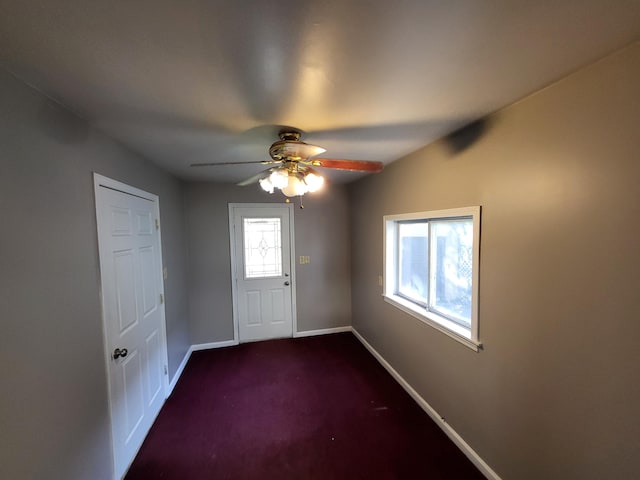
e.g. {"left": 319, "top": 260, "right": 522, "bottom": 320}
{"left": 0, "top": 69, "right": 190, "bottom": 480}
{"left": 3, "top": 33, "right": 637, "bottom": 480}
{"left": 348, "top": 43, "right": 640, "bottom": 479}
{"left": 185, "top": 182, "right": 351, "bottom": 344}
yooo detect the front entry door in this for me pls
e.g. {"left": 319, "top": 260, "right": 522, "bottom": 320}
{"left": 230, "top": 204, "right": 295, "bottom": 342}
{"left": 94, "top": 175, "right": 168, "bottom": 479}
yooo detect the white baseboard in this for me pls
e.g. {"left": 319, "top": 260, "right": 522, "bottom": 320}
{"left": 167, "top": 327, "right": 499, "bottom": 479}
{"left": 168, "top": 348, "right": 192, "bottom": 396}
{"left": 168, "top": 329, "right": 350, "bottom": 395}
{"left": 171, "top": 331, "right": 348, "bottom": 394}
{"left": 351, "top": 328, "right": 501, "bottom": 480}
{"left": 293, "top": 326, "right": 352, "bottom": 338}
{"left": 191, "top": 339, "right": 238, "bottom": 352}
{"left": 167, "top": 339, "right": 238, "bottom": 396}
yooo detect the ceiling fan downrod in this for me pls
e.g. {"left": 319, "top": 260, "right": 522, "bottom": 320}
{"left": 278, "top": 130, "right": 301, "bottom": 142}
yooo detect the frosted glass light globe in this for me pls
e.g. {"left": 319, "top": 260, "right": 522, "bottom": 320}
{"left": 259, "top": 177, "right": 274, "bottom": 193}
{"left": 304, "top": 172, "right": 324, "bottom": 192}
{"left": 270, "top": 168, "right": 289, "bottom": 189}
{"left": 281, "top": 175, "right": 308, "bottom": 197}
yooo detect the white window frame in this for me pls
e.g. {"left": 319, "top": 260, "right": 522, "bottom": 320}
{"left": 383, "top": 206, "right": 481, "bottom": 351}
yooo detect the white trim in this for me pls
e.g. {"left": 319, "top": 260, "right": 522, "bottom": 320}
{"left": 94, "top": 173, "right": 158, "bottom": 202}
{"left": 351, "top": 328, "right": 501, "bottom": 480}
{"left": 168, "top": 348, "right": 192, "bottom": 396}
{"left": 383, "top": 205, "right": 481, "bottom": 348}
{"left": 167, "top": 339, "right": 239, "bottom": 396}
{"left": 289, "top": 210, "right": 298, "bottom": 337}
{"left": 228, "top": 203, "right": 297, "bottom": 343}
{"left": 161, "top": 327, "right": 499, "bottom": 479}
{"left": 294, "top": 326, "right": 352, "bottom": 338}
{"left": 93, "top": 173, "right": 170, "bottom": 480}
{"left": 384, "top": 205, "right": 480, "bottom": 223}
{"left": 228, "top": 206, "right": 240, "bottom": 344}
{"left": 94, "top": 174, "right": 171, "bottom": 395}
{"left": 191, "top": 339, "right": 239, "bottom": 351}
{"left": 382, "top": 294, "right": 481, "bottom": 351}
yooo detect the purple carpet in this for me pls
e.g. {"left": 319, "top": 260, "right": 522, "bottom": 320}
{"left": 125, "top": 333, "right": 484, "bottom": 479}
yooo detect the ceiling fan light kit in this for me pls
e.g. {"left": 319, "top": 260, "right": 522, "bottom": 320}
{"left": 259, "top": 168, "right": 325, "bottom": 197}
{"left": 191, "top": 128, "right": 383, "bottom": 199}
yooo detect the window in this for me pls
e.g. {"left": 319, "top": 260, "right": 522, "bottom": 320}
{"left": 384, "top": 207, "right": 481, "bottom": 350}
{"left": 243, "top": 218, "right": 283, "bottom": 278}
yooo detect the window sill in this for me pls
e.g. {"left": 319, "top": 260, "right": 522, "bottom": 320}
{"left": 382, "top": 294, "right": 481, "bottom": 352}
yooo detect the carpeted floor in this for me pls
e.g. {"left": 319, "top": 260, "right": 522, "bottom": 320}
{"left": 125, "top": 333, "right": 484, "bottom": 479}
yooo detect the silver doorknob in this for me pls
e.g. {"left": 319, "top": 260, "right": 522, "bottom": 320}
{"left": 284, "top": 281, "right": 290, "bottom": 286}
{"left": 113, "top": 348, "right": 128, "bottom": 359}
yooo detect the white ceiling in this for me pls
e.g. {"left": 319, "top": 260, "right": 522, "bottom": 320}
{"left": 1, "top": 1, "right": 639, "bottom": 184}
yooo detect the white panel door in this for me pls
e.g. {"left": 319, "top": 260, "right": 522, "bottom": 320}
{"left": 95, "top": 177, "right": 167, "bottom": 479}
{"left": 231, "top": 204, "right": 295, "bottom": 342}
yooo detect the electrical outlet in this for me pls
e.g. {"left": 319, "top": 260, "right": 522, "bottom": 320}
{"left": 163, "top": 267, "right": 168, "bottom": 280}
{"left": 299, "top": 255, "right": 310, "bottom": 265}
{"left": 378, "top": 275, "right": 383, "bottom": 287}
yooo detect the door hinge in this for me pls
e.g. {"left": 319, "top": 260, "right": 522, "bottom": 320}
{"left": 160, "top": 293, "right": 164, "bottom": 304}
{"left": 155, "top": 219, "right": 160, "bottom": 230}
{"left": 164, "top": 365, "right": 168, "bottom": 375}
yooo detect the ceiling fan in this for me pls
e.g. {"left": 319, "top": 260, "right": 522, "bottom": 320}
{"left": 191, "top": 129, "right": 384, "bottom": 197}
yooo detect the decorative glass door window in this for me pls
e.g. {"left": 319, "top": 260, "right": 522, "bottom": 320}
{"left": 243, "top": 218, "right": 283, "bottom": 278}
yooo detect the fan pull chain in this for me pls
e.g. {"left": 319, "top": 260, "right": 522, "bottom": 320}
{"left": 282, "top": 196, "right": 304, "bottom": 209}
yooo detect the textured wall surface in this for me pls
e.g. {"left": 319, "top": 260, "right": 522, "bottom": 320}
{"left": 0, "top": 69, "right": 190, "bottom": 480}
{"left": 2, "top": 35, "right": 638, "bottom": 480}
{"left": 348, "top": 43, "right": 640, "bottom": 479}
{"left": 185, "top": 182, "right": 351, "bottom": 344}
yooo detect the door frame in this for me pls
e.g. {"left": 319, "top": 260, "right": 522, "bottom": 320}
{"left": 228, "top": 203, "right": 297, "bottom": 342}
{"left": 93, "top": 173, "right": 170, "bottom": 479}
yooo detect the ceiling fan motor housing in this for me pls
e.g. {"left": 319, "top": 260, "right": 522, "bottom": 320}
{"left": 269, "top": 131, "right": 327, "bottom": 161}
{"left": 191, "top": 127, "right": 384, "bottom": 181}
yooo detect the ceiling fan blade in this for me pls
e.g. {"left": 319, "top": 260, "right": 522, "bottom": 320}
{"left": 190, "top": 160, "right": 277, "bottom": 167}
{"left": 237, "top": 168, "right": 273, "bottom": 186}
{"left": 310, "top": 158, "right": 384, "bottom": 173}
